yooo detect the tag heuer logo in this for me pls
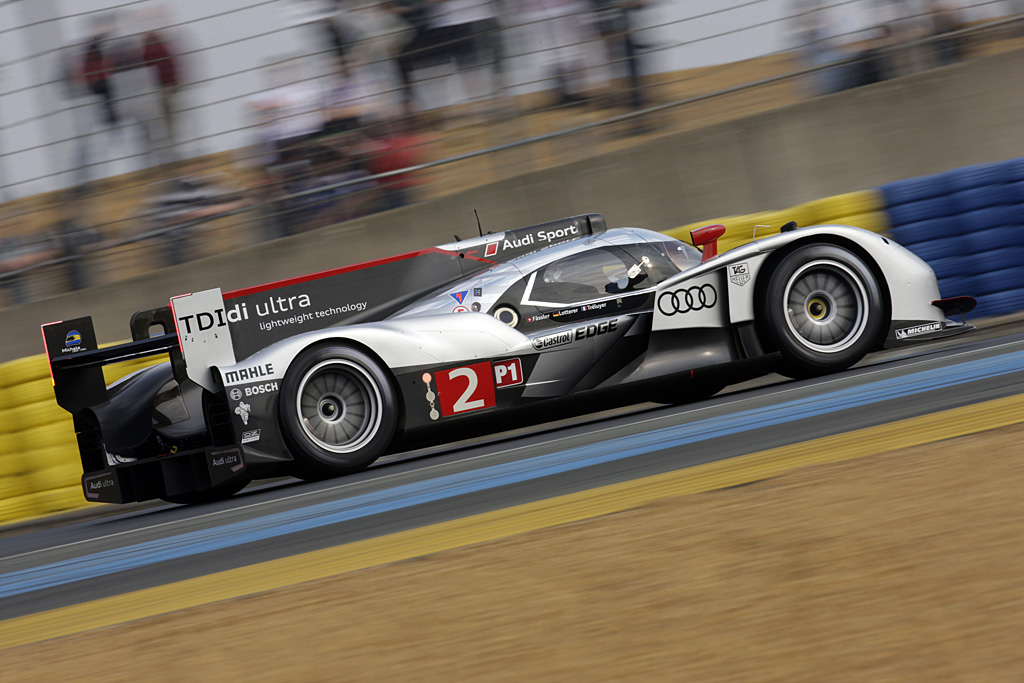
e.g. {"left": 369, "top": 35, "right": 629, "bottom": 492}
{"left": 729, "top": 263, "right": 750, "bottom": 286}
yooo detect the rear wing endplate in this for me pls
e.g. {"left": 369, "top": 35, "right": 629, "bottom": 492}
{"left": 42, "top": 310, "right": 180, "bottom": 414}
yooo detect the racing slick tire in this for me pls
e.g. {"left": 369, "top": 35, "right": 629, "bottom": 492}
{"left": 758, "top": 244, "right": 884, "bottom": 379}
{"left": 279, "top": 344, "right": 398, "bottom": 480}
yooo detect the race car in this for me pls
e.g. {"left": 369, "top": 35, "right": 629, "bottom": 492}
{"left": 42, "top": 213, "right": 975, "bottom": 505}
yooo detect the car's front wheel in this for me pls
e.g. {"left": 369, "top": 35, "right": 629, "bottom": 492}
{"left": 758, "top": 244, "right": 884, "bottom": 378}
{"left": 279, "top": 344, "right": 398, "bottom": 480}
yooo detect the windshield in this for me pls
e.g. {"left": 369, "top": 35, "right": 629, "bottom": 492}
{"left": 655, "top": 240, "right": 703, "bottom": 272}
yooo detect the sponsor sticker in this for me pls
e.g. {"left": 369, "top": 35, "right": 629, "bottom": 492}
{"left": 453, "top": 305, "right": 470, "bottom": 313}
{"left": 729, "top": 262, "right": 750, "bottom": 286}
{"left": 244, "top": 381, "right": 278, "bottom": 397}
{"left": 533, "top": 330, "right": 573, "bottom": 350}
{"left": 532, "top": 319, "right": 620, "bottom": 350}
{"left": 224, "top": 362, "right": 274, "bottom": 386}
{"left": 229, "top": 388, "right": 242, "bottom": 401}
{"left": 234, "top": 401, "right": 251, "bottom": 426}
{"left": 895, "top": 322, "right": 941, "bottom": 340}
{"left": 473, "top": 287, "right": 483, "bottom": 297}
{"left": 204, "top": 296, "right": 368, "bottom": 335}
{"left": 241, "top": 429, "right": 261, "bottom": 444}
{"left": 493, "top": 358, "right": 524, "bottom": 388}
{"left": 450, "top": 290, "right": 468, "bottom": 305}
{"left": 210, "top": 451, "right": 243, "bottom": 470}
{"left": 657, "top": 284, "right": 717, "bottom": 316}
{"left": 573, "top": 319, "right": 618, "bottom": 340}
{"left": 484, "top": 241, "right": 499, "bottom": 257}
{"left": 61, "top": 329, "right": 84, "bottom": 354}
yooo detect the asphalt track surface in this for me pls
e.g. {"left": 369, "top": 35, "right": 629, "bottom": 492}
{"left": 3, "top": 324, "right": 1024, "bottom": 631}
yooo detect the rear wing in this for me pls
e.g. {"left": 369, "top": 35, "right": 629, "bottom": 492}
{"left": 41, "top": 307, "right": 181, "bottom": 414}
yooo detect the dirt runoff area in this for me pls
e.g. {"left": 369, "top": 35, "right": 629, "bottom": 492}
{"left": 5, "top": 425, "right": 1024, "bottom": 682}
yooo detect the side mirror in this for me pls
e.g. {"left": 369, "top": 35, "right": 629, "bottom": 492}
{"left": 690, "top": 224, "right": 726, "bottom": 263}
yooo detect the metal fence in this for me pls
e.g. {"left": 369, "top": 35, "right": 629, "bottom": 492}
{"left": 1, "top": 0, "right": 1021, "bottom": 309}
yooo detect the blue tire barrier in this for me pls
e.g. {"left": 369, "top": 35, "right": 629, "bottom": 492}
{"left": 887, "top": 196, "right": 958, "bottom": 226}
{"left": 937, "top": 275, "right": 979, "bottom": 300}
{"left": 959, "top": 206, "right": 1020, "bottom": 233}
{"left": 974, "top": 268, "right": 1024, "bottom": 296}
{"left": 951, "top": 185, "right": 1017, "bottom": 213}
{"left": 1004, "top": 158, "right": 1024, "bottom": 183}
{"left": 970, "top": 226, "right": 1024, "bottom": 252}
{"left": 927, "top": 256, "right": 967, "bottom": 280}
{"left": 881, "top": 174, "right": 950, "bottom": 206}
{"left": 890, "top": 216, "right": 962, "bottom": 244}
{"left": 876, "top": 158, "right": 1024, "bottom": 320}
{"left": 908, "top": 237, "right": 964, "bottom": 262}
{"left": 964, "top": 247, "right": 1024, "bottom": 274}
{"left": 1009, "top": 180, "right": 1024, "bottom": 204}
{"left": 946, "top": 163, "right": 1012, "bottom": 192}
{"left": 974, "top": 287, "right": 1024, "bottom": 318}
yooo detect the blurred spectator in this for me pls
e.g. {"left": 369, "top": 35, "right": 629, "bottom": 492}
{"left": 848, "top": 24, "right": 896, "bottom": 88}
{"left": 322, "top": 58, "right": 371, "bottom": 136}
{"left": 0, "top": 214, "right": 61, "bottom": 307}
{"left": 284, "top": 142, "right": 375, "bottom": 230}
{"left": 142, "top": 21, "right": 184, "bottom": 149}
{"left": 362, "top": 119, "right": 427, "bottom": 211}
{"left": 928, "top": 0, "right": 964, "bottom": 66}
{"left": 395, "top": 0, "right": 447, "bottom": 115}
{"left": 56, "top": 39, "right": 97, "bottom": 186}
{"left": 79, "top": 14, "right": 120, "bottom": 126}
{"left": 113, "top": 11, "right": 168, "bottom": 170}
{"left": 53, "top": 188, "right": 104, "bottom": 292}
{"left": 517, "top": 0, "right": 590, "bottom": 106}
{"left": 794, "top": 3, "right": 850, "bottom": 95}
{"left": 883, "top": 0, "right": 933, "bottom": 77}
{"left": 420, "top": 0, "right": 505, "bottom": 115}
{"left": 592, "top": 0, "right": 649, "bottom": 111}
{"left": 140, "top": 159, "right": 249, "bottom": 266}
{"left": 249, "top": 59, "right": 325, "bottom": 166}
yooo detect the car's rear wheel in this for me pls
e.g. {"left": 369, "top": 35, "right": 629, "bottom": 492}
{"left": 759, "top": 244, "right": 884, "bottom": 378}
{"left": 279, "top": 344, "right": 398, "bottom": 480}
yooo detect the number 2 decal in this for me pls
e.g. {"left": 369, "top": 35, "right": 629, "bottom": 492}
{"left": 448, "top": 368, "right": 485, "bottom": 412}
{"left": 436, "top": 361, "right": 496, "bottom": 416}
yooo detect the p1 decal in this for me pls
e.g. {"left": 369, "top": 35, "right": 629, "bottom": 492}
{"left": 493, "top": 358, "right": 524, "bottom": 388}
{"left": 435, "top": 361, "right": 496, "bottom": 416}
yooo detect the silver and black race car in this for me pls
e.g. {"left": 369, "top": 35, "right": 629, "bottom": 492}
{"left": 42, "top": 213, "right": 975, "bottom": 504}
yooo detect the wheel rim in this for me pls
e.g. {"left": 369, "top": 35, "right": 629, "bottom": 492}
{"left": 296, "top": 359, "right": 382, "bottom": 453}
{"left": 782, "top": 259, "right": 869, "bottom": 354}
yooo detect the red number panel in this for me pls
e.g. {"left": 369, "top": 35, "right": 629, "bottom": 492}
{"left": 436, "top": 361, "right": 496, "bottom": 416}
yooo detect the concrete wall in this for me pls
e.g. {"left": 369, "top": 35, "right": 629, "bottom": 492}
{"left": 3, "top": 48, "right": 1024, "bottom": 362}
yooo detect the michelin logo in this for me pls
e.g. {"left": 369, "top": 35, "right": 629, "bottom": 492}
{"left": 895, "top": 322, "right": 941, "bottom": 340}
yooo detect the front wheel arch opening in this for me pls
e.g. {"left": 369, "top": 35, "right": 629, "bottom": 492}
{"left": 753, "top": 235, "right": 892, "bottom": 354}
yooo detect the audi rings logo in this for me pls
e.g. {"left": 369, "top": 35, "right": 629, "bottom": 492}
{"left": 658, "top": 284, "right": 718, "bottom": 315}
